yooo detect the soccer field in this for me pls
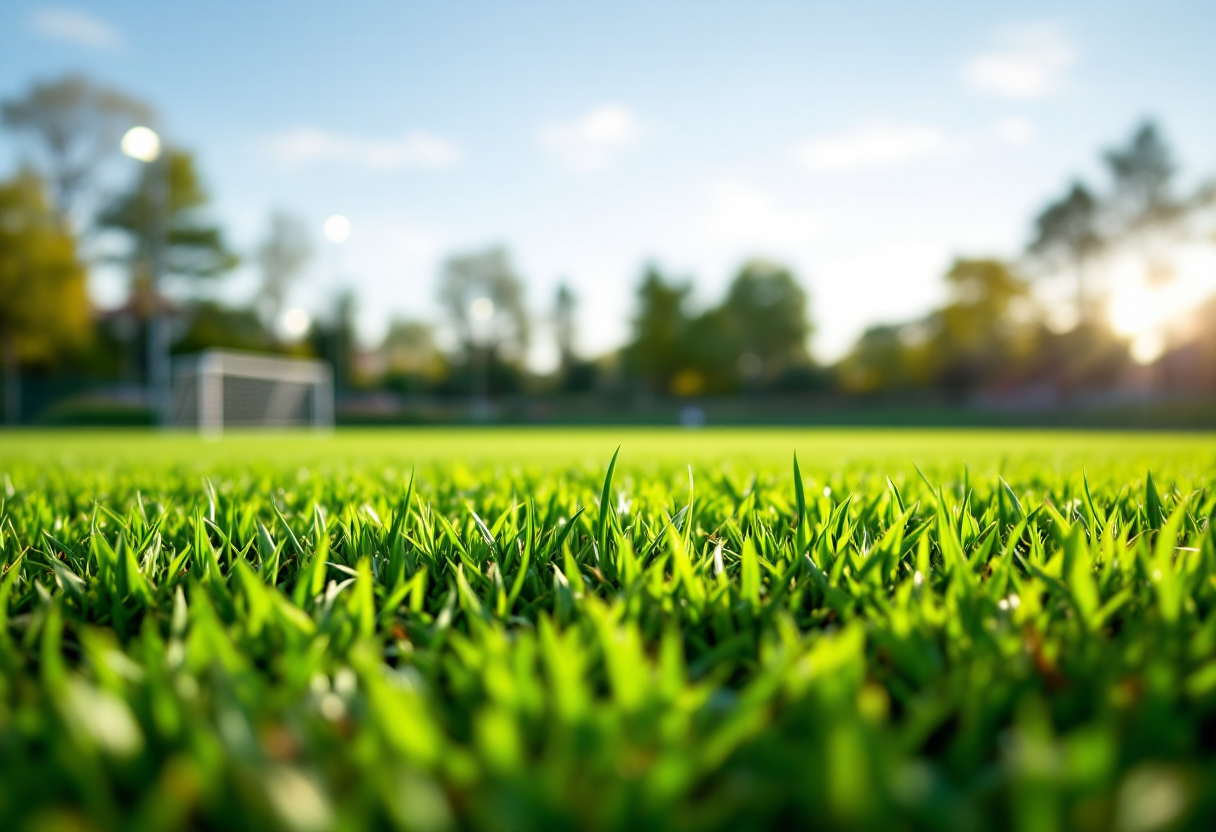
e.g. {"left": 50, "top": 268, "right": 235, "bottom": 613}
{"left": 3, "top": 426, "right": 1213, "bottom": 473}
{"left": 2, "top": 428, "right": 1215, "bottom": 831}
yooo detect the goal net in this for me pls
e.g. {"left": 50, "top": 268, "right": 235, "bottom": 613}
{"left": 169, "top": 350, "right": 334, "bottom": 434}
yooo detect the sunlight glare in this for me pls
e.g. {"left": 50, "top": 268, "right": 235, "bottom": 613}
{"left": 1129, "top": 331, "right": 1166, "bottom": 365}
{"left": 1108, "top": 283, "right": 1161, "bottom": 337}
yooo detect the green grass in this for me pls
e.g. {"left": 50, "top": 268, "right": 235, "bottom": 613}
{"left": 2, "top": 428, "right": 1216, "bottom": 831}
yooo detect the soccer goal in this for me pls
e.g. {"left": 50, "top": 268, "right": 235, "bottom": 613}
{"left": 169, "top": 350, "right": 334, "bottom": 434}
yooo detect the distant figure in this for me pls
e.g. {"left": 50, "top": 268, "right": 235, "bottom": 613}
{"left": 680, "top": 405, "right": 706, "bottom": 428}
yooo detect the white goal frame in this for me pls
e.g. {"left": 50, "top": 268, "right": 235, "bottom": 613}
{"left": 169, "top": 350, "right": 334, "bottom": 434}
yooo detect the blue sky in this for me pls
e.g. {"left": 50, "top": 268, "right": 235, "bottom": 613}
{"left": 3, "top": 1, "right": 1215, "bottom": 367}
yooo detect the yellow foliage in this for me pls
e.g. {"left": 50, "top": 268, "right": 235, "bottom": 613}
{"left": 0, "top": 171, "right": 90, "bottom": 360}
{"left": 670, "top": 368, "right": 705, "bottom": 397}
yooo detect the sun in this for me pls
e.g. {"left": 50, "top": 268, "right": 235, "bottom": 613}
{"left": 1108, "top": 282, "right": 1162, "bottom": 338}
{"left": 1104, "top": 245, "right": 1216, "bottom": 364}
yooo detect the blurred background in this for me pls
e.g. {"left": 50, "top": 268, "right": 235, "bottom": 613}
{"left": 1, "top": 0, "right": 1214, "bottom": 427}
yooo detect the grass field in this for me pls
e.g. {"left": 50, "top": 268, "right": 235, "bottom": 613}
{"left": 3, "top": 428, "right": 1216, "bottom": 831}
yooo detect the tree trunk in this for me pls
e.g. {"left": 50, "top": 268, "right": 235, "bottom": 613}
{"left": 1075, "top": 254, "right": 1088, "bottom": 327}
{"left": 3, "top": 331, "right": 19, "bottom": 426}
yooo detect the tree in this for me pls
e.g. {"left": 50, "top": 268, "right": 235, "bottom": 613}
{"left": 1, "top": 75, "right": 152, "bottom": 221}
{"left": 679, "top": 306, "right": 737, "bottom": 394}
{"left": 623, "top": 261, "right": 814, "bottom": 395}
{"left": 0, "top": 171, "right": 90, "bottom": 423}
{"left": 550, "top": 281, "right": 599, "bottom": 392}
{"left": 554, "top": 282, "right": 577, "bottom": 371}
{"left": 97, "top": 148, "right": 238, "bottom": 306}
{"left": 384, "top": 320, "right": 440, "bottom": 369}
{"left": 1027, "top": 181, "right": 1104, "bottom": 323}
{"left": 624, "top": 266, "right": 692, "bottom": 393}
{"left": 721, "top": 259, "right": 812, "bottom": 376}
{"left": 309, "top": 289, "right": 358, "bottom": 392}
{"left": 1105, "top": 122, "right": 1180, "bottom": 237}
{"left": 838, "top": 324, "right": 916, "bottom": 393}
{"left": 256, "top": 211, "right": 312, "bottom": 336}
{"left": 96, "top": 148, "right": 236, "bottom": 407}
{"left": 173, "top": 301, "right": 274, "bottom": 356}
{"left": 437, "top": 247, "right": 529, "bottom": 363}
{"left": 1104, "top": 121, "right": 1185, "bottom": 286}
{"left": 838, "top": 259, "right": 1034, "bottom": 395}
{"left": 932, "top": 258, "right": 1034, "bottom": 391}
{"left": 382, "top": 320, "right": 446, "bottom": 393}
{"left": 1190, "top": 293, "right": 1216, "bottom": 390}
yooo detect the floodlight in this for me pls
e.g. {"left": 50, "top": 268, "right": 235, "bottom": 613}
{"left": 471, "top": 297, "right": 495, "bottom": 321}
{"left": 121, "top": 126, "right": 161, "bottom": 162}
{"left": 282, "top": 308, "right": 311, "bottom": 339}
{"left": 324, "top": 214, "right": 351, "bottom": 244}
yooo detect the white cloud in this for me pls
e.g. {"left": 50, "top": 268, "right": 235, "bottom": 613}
{"left": 30, "top": 7, "right": 122, "bottom": 50}
{"left": 703, "top": 180, "right": 829, "bottom": 251}
{"left": 994, "top": 116, "right": 1035, "bottom": 145}
{"left": 263, "top": 128, "right": 461, "bottom": 170}
{"left": 540, "top": 105, "right": 640, "bottom": 171}
{"left": 794, "top": 122, "right": 951, "bottom": 174}
{"left": 965, "top": 25, "right": 1074, "bottom": 100}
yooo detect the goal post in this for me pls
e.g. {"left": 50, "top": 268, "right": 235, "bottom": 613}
{"left": 169, "top": 350, "right": 334, "bottom": 434}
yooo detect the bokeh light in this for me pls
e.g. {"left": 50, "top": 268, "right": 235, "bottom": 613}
{"left": 470, "top": 297, "right": 495, "bottom": 321}
{"left": 282, "top": 307, "right": 311, "bottom": 339}
{"left": 120, "top": 126, "right": 161, "bottom": 162}
{"left": 323, "top": 214, "right": 351, "bottom": 244}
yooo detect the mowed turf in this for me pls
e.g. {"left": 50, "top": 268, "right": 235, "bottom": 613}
{"left": 2, "top": 428, "right": 1216, "bottom": 831}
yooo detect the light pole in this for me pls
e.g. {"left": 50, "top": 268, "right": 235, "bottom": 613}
{"left": 121, "top": 126, "right": 169, "bottom": 423}
{"left": 323, "top": 215, "right": 351, "bottom": 391}
{"left": 469, "top": 296, "right": 494, "bottom": 420}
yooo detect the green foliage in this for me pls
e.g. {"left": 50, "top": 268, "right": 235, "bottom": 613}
{"left": 97, "top": 149, "right": 239, "bottom": 284}
{"left": 256, "top": 211, "right": 313, "bottom": 334}
{"left": 839, "top": 257, "right": 1132, "bottom": 396}
{"left": 172, "top": 301, "right": 279, "bottom": 356}
{"left": 1, "top": 74, "right": 152, "bottom": 218}
{"left": 625, "top": 260, "right": 814, "bottom": 395}
{"left": 932, "top": 259, "right": 1036, "bottom": 389}
{"left": 722, "top": 260, "right": 811, "bottom": 369}
{"left": 382, "top": 320, "right": 447, "bottom": 392}
{"left": 838, "top": 323, "right": 930, "bottom": 393}
{"left": 625, "top": 265, "right": 694, "bottom": 392}
{"left": 1028, "top": 181, "right": 1104, "bottom": 320}
{"left": 438, "top": 247, "right": 529, "bottom": 362}
{"left": 1, "top": 429, "right": 1216, "bottom": 831}
{"left": 841, "top": 119, "right": 1216, "bottom": 398}
{"left": 1105, "top": 122, "right": 1182, "bottom": 240}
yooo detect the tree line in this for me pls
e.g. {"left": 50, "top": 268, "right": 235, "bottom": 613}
{"left": 840, "top": 122, "right": 1215, "bottom": 399}
{"left": 1, "top": 73, "right": 1214, "bottom": 423}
